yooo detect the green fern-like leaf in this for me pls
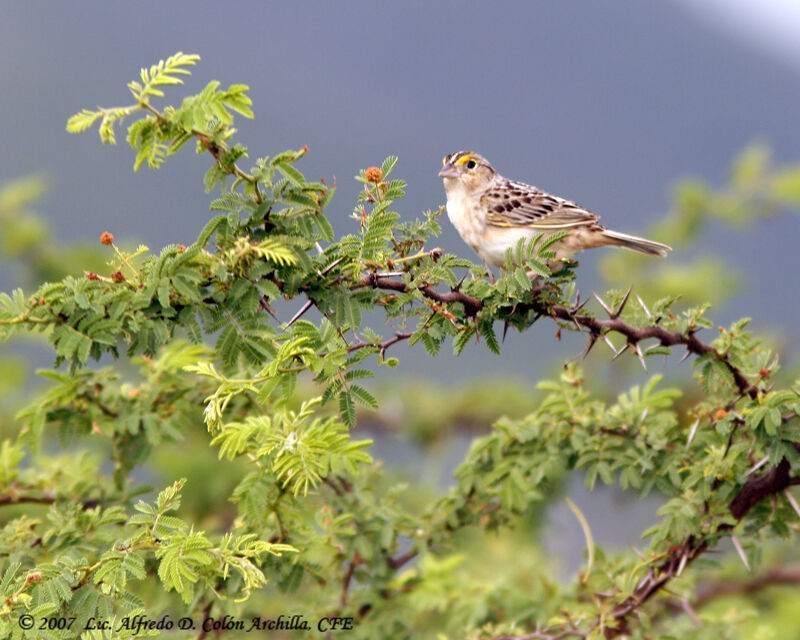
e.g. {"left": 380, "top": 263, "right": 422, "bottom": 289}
{"left": 478, "top": 316, "right": 500, "bottom": 355}
{"left": 66, "top": 109, "right": 102, "bottom": 133}
{"left": 453, "top": 326, "right": 475, "bottom": 356}
{"left": 350, "top": 384, "right": 378, "bottom": 409}
{"left": 339, "top": 390, "right": 357, "bottom": 428}
{"left": 128, "top": 52, "right": 200, "bottom": 101}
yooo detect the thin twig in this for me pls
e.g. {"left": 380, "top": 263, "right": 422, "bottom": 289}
{"left": 387, "top": 549, "right": 418, "bottom": 570}
{"left": 340, "top": 561, "right": 356, "bottom": 608}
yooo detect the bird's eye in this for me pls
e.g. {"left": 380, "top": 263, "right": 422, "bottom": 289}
{"left": 466, "top": 160, "right": 476, "bottom": 169}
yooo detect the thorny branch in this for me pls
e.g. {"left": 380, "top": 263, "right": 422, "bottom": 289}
{"left": 497, "top": 454, "right": 800, "bottom": 640}
{"left": 353, "top": 273, "right": 483, "bottom": 317}
{"left": 340, "top": 560, "right": 357, "bottom": 608}
{"left": 347, "top": 330, "right": 412, "bottom": 356}
{"left": 355, "top": 274, "right": 757, "bottom": 397}
{"left": 495, "top": 459, "right": 800, "bottom": 640}
{"left": 0, "top": 492, "right": 57, "bottom": 507}
{"left": 602, "top": 537, "right": 709, "bottom": 638}
{"left": 0, "top": 490, "right": 101, "bottom": 510}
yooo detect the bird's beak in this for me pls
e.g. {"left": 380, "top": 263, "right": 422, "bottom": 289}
{"left": 438, "top": 164, "right": 459, "bottom": 178}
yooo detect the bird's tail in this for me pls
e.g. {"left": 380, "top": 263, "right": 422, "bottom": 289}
{"left": 600, "top": 229, "right": 671, "bottom": 257}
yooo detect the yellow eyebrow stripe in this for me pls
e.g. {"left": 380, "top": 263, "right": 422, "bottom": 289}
{"left": 454, "top": 154, "right": 473, "bottom": 166}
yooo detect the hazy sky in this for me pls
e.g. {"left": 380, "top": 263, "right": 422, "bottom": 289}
{"left": 2, "top": 1, "right": 799, "bottom": 379}
{"left": 677, "top": 0, "right": 800, "bottom": 69}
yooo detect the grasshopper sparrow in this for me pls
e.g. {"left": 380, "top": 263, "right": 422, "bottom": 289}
{"left": 439, "top": 151, "right": 670, "bottom": 269}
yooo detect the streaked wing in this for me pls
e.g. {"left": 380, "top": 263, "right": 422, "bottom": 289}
{"left": 482, "top": 179, "right": 599, "bottom": 229}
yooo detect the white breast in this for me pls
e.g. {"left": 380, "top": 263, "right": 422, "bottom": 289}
{"left": 443, "top": 180, "right": 485, "bottom": 253}
{"left": 443, "top": 178, "right": 538, "bottom": 267}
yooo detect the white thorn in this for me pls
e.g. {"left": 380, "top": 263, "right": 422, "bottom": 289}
{"left": 676, "top": 550, "right": 689, "bottom": 577}
{"left": 286, "top": 299, "right": 313, "bottom": 328}
{"left": 633, "top": 342, "right": 648, "bottom": 371}
{"left": 592, "top": 291, "right": 614, "bottom": 316}
{"left": 731, "top": 534, "right": 750, "bottom": 572}
{"left": 612, "top": 343, "right": 630, "bottom": 361}
{"left": 320, "top": 256, "right": 344, "bottom": 275}
{"left": 635, "top": 573, "right": 652, "bottom": 592}
{"left": 745, "top": 456, "right": 769, "bottom": 476}
{"left": 636, "top": 294, "right": 652, "bottom": 318}
{"left": 784, "top": 488, "right": 800, "bottom": 520}
{"left": 686, "top": 418, "right": 700, "bottom": 447}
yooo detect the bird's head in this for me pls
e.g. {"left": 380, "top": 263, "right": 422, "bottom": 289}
{"left": 439, "top": 151, "right": 496, "bottom": 192}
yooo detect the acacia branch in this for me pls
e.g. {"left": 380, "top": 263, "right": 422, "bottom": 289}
{"left": 347, "top": 330, "right": 412, "bottom": 355}
{"left": 729, "top": 457, "right": 794, "bottom": 519}
{"left": 353, "top": 274, "right": 483, "bottom": 317}
{"left": 603, "top": 537, "right": 708, "bottom": 638}
{"left": 549, "top": 306, "right": 756, "bottom": 398}
{"left": 142, "top": 102, "right": 263, "bottom": 203}
{"left": 387, "top": 549, "right": 418, "bottom": 570}
{"left": 490, "top": 434, "right": 799, "bottom": 639}
{"left": 601, "top": 454, "right": 800, "bottom": 637}
{"left": 340, "top": 560, "right": 357, "bottom": 608}
{"left": 0, "top": 492, "right": 56, "bottom": 507}
{"left": 356, "top": 274, "right": 757, "bottom": 398}
{"left": 0, "top": 489, "right": 103, "bottom": 510}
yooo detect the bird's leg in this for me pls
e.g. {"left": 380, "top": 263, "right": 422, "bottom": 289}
{"left": 484, "top": 261, "right": 496, "bottom": 284}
